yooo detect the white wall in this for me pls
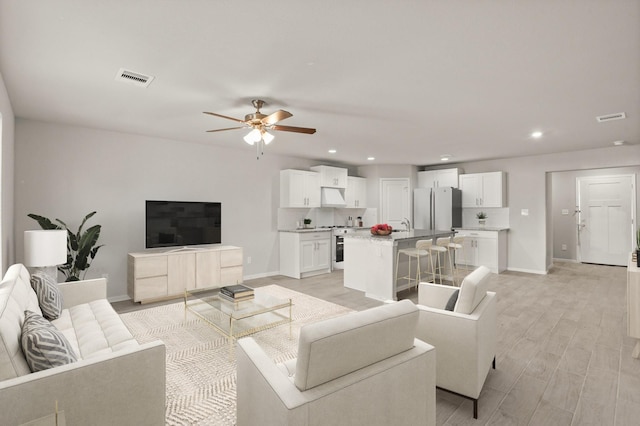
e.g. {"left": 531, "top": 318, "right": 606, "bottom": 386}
{"left": 0, "top": 72, "right": 15, "bottom": 273}
{"left": 449, "top": 145, "right": 640, "bottom": 274}
{"left": 14, "top": 119, "right": 316, "bottom": 300}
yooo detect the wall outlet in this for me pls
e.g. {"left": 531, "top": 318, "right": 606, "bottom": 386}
{"left": 521, "top": 209, "right": 529, "bottom": 216}
{"left": 247, "top": 256, "right": 252, "bottom": 264}
{"left": 561, "top": 209, "right": 569, "bottom": 215}
{"left": 561, "top": 244, "right": 567, "bottom": 251}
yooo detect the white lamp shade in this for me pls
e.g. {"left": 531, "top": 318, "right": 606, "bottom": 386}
{"left": 243, "top": 129, "right": 261, "bottom": 145}
{"left": 262, "top": 131, "right": 275, "bottom": 145}
{"left": 24, "top": 230, "right": 67, "bottom": 267}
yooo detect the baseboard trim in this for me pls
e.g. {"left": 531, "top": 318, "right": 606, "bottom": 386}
{"left": 552, "top": 258, "right": 579, "bottom": 263}
{"left": 108, "top": 294, "right": 131, "bottom": 303}
{"left": 243, "top": 271, "right": 281, "bottom": 281}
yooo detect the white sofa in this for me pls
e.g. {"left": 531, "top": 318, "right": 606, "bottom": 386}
{"left": 237, "top": 299, "right": 436, "bottom": 426}
{"left": 0, "top": 264, "right": 166, "bottom": 425}
{"left": 415, "top": 265, "right": 497, "bottom": 419}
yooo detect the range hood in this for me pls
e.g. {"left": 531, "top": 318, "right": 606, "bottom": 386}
{"left": 320, "top": 187, "right": 346, "bottom": 207}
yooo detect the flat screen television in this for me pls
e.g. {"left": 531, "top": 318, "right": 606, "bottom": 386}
{"left": 145, "top": 200, "right": 221, "bottom": 249}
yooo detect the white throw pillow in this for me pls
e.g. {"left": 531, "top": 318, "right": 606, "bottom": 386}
{"left": 21, "top": 310, "right": 78, "bottom": 372}
{"left": 454, "top": 266, "right": 491, "bottom": 314}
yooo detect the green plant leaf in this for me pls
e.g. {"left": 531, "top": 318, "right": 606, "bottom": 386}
{"left": 27, "top": 214, "right": 60, "bottom": 230}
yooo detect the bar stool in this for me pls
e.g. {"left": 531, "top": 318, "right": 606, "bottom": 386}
{"left": 436, "top": 236, "right": 467, "bottom": 286}
{"left": 415, "top": 239, "right": 446, "bottom": 285}
{"left": 395, "top": 242, "right": 431, "bottom": 291}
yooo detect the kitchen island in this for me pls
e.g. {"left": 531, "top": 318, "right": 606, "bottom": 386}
{"left": 343, "top": 229, "right": 456, "bottom": 301}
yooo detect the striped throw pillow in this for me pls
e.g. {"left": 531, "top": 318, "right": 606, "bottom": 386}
{"left": 30, "top": 272, "right": 63, "bottom": 320}
{"left": 21, "top": 310, "right": 78, "bottom": 372}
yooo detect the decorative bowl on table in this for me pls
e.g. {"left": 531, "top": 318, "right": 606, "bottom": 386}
{"left": 370, "top": 224, "right": 393, "bottom": 236}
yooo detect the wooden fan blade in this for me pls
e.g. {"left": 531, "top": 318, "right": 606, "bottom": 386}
{"left": 203, "top": 111, "right": 246, "bottom": 123}
{"left": 206, "top": 126, "right": 245, "bottom": 133}
{"left": 262, "top": 109, "right": 293, "bottom": 125}
{"left": 271, "top": 125, "right": 316, "bottom": 134}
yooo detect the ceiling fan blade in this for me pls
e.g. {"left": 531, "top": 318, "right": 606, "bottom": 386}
{"left": 271, "top": 125, "right": 316, "bottom": 134}
{"left": 203, "top": 111, "right": 246, "bottom": 123}
{"left": 262, "top": 109, "right": 293, "bottom": 125}
{"left": 206, "top": 126, "right": 245, "bottom": 133}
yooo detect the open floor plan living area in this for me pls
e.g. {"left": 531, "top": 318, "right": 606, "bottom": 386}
{"left": 1, "top": 1, "right": 639, "bottom": 425}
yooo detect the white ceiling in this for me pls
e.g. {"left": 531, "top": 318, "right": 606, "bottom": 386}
{"left": 1, "top": 1, "right": 638, "bottom": 166}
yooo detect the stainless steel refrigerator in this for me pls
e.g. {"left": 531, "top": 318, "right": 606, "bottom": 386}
{"left": 413, "top": 187, "right": 462, "bottom": 230}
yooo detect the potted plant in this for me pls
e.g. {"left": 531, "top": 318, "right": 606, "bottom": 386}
{"left": 28, "top": 211, "right": 104, "bottom": 281}
{"left": 303, "top": 218, "right": 312, "bottom": 229}
{"left": 476, "top": 212, "right": 487, "bottom": 227}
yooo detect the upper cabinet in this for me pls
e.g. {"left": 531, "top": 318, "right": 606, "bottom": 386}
{"left": 280, "top": 169, "right": 321, "bottom": 208}
{"left": 459, "top": 171, "right": 506, "bottom": 208}
{"left": 310, "top": 165, "right": 348, "bottom": 188}
{"left": 345, "top": 176, "right": 367, "bottom": 208}
{"left": 417, "top": 168, "right": 461, "bottom": 189}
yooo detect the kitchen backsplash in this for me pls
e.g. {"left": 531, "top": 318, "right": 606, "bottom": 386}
{"left": 277, "top": 208, "right": 378, "bottom": 230}
{"left": 462, "top": 207, "right": 510, "bottom": 228}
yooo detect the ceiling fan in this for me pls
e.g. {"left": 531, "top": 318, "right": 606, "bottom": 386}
{"left": 204, "top": 99, "right": 316, "bottom": 158}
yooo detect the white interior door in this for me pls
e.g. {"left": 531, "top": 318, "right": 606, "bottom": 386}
{"left": 577, "top": 175, "right": 635, "bottom": 266}
{"left": 380, "top": 178, "right": 410, "bottom": 229}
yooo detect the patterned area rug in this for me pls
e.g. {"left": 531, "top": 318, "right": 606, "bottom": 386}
{"left": 120, "top": 285, "right": 353, "bottom": 425}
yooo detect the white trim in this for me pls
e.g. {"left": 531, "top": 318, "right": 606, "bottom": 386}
{"left": 108, "top": 294, "right": 131, "bottom": 303}
{"left": 552, "top": 258, "right": 579, "bottom": 264}
{"left": 243, "top": 271, "right": 281, "bottom": 281}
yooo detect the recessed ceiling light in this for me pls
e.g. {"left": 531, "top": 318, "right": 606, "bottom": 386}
{"left": 531, "top": 131, "right": 543, "bottom": 139}
{"left": 440, "top": 154, "right": 451, "bottom": 161}
{"left": 613, "top": 140, "right": 625, "bottom": 146}
{"left": 367, "top": 157, "right": 375, "bottom": 161}
{"left": 328, "top": 149, "right": 337, "bottom": 154}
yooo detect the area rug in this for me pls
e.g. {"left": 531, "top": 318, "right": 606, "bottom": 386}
{"left": 119, "top": 285, "right": 353, "bottom": 425}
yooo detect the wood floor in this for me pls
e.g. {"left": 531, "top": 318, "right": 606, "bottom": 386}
{"left": 113, "top": 262, "right": 639, "bottom": 425}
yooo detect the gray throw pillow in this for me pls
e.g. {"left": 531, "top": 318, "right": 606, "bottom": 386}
{"left": 30, "top": 272, "right": 63, "bottom": 320}
{"left": 21, "top": 310, "right": 78, "bottom": 372}
{"left": 444, "top": 289, "right": 459, "bottom": 311}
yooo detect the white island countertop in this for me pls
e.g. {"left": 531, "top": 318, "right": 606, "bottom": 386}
{"left": 343, "top": 228, "right": 457, "bottom": 244}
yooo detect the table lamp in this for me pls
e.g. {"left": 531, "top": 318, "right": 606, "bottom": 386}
{"left": 24, "top": 230, "right": 67, "bottom": 281}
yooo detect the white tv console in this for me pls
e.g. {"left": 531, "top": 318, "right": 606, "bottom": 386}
{"left": 128, "top": 245, "right": 243, "bottom": 303}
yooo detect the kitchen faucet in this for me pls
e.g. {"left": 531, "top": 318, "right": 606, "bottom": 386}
{"left": 401, "top": 218, "right": 411, "bottom": 230}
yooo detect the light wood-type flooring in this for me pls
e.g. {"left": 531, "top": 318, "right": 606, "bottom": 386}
{"left": 113, "top": 261, "right": 639, "bottom": 425}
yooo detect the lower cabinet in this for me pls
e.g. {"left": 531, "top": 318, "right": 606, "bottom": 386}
{"left": 456, "top": 229, "right": 507, "bottom": 274}
{"left": 280, "top": 231, "right": 332, "bottom": 279}
{"left": 128, "top": 245, "right": 243, "bottom": 303}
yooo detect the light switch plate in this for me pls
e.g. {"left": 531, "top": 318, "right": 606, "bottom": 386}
{"left": 521, "top": 209, "right": 529, "bottom": 216}
{"left": 562, "top": 209, "right": 569, "bottom": 215}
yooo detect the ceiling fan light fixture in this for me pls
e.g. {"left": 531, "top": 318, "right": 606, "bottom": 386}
{"left": 262, "top": 130, "right": 275, "bottom": 145}
{"left": 244, "top": 128, "right": 261, "bottom": 145}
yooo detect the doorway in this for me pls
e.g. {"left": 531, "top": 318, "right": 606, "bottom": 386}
{"left": 577, "top": 174, "right": 635, "bottom": 266}
{"left": 380, "top": 178, "right": 410, "bottom": 229}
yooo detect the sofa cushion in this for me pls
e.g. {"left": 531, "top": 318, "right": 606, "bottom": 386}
{"left": 30, "top": 272, "right": 63, "bottom": 320}
{"left": 294, "top": 299, "right": 418, "bottom": 391}
{"left": 454, "top": 266, "right": 491, "bottom": 314}
{"left": 51, "top": 299, "right": 139, "bottom": 359}
{"left": 21, "top": 310, "right": 78, "bottom": 372}
{"left": 0, "top": 264, "right": 43, "bottom": 380}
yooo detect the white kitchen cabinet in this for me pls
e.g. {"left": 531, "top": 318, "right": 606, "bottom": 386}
{"left": 455, "top": 229, "right": 507, "bottom": 273}
{"left": 128, "top": 245, "right": 243, "bottom": 303}
{"left": 459, "top": 171, "right": 506, "bottom": 208}
{"left": 345, "top": 176, "right": 367, "bottom": 208}
{"left": 418, "top": 168, "right": 461, "bottom": 189}
{"left": 310, "top": 165, "right": 348, "bottom": 188}
{"left": 280, "top": 169, "right": 321, "bottom": 208}
{"left": 279, "top": 231, "right": 332, "bottom": 279}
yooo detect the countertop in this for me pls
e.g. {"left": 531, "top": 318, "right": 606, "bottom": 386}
{"left": 278, "top": 228, "right": 333, "bottom": 233}
{"left": 455, "top": 227, "right": 510, "bottom": 231}
{"left": 343, "top": 228, "right": 455, "bottom": 241}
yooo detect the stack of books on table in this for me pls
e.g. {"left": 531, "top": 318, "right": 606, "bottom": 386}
{"left": 219, "top": 284, "right": 255, "bottom": 303}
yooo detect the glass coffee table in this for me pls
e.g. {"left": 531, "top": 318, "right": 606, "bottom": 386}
{"left": 184, "top": 288, "right": 292, "bottom": 357}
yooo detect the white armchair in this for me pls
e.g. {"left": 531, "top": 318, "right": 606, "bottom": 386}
{"left": 415, "top": 266, "right": 496, "bottom": 419}
{"left": 236, "top": 299, "right": 436, "bottom": 426}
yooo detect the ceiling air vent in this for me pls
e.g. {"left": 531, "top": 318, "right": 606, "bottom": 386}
{"left": 115, "top": 68, "right": 155, "bottom": 88}
{"left": 596, "top": 112, "right": 626, "bottom": 123}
